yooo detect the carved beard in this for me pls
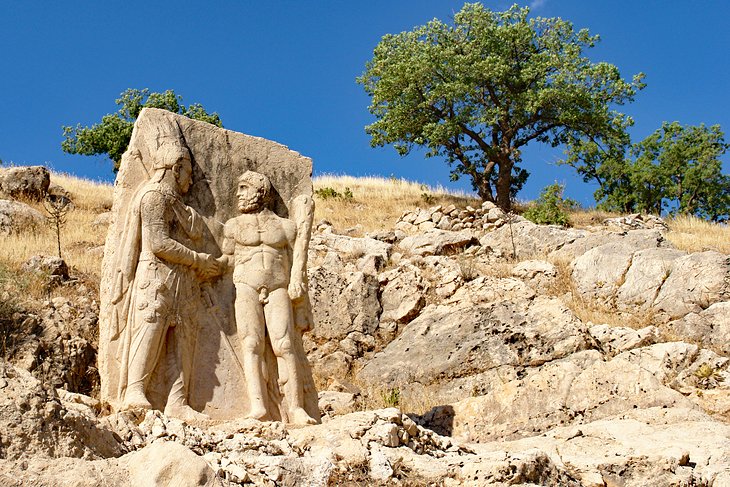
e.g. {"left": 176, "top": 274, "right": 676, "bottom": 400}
{"left": 238, "top": 193, "right": 265, "bottom": 213}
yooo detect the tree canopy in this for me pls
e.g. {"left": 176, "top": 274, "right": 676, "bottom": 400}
{"left": 62, "top": 88, "right": 222, "bottom": 172}
{"left": 358, "top": 3, "right": 644, "bottom": 210}
{"left": 566, "top": 122, "right": 730, "bottom": 221}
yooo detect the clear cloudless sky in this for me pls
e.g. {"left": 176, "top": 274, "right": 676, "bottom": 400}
{"left": 1, "top": 1, "right": 728, "bottom": 205}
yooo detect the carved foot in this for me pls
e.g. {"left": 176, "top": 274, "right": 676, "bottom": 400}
{"left": 289, "top": 407, "right": 317, "bottom": 425}
{"left": 122, "top": 392, "right": 152, "bottom": 411}
{"left": 164, "top": 403, "right": 210, "bottom": 423}
{"left": 246, "top": 404, "right": 269, "bottom": 421}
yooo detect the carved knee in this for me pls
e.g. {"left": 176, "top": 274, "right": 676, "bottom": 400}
{"left": 272, "top": 336, "right": 293, "bottom": 357}
{"left": 242, "top": 334, "right": 262, "bottom": 355}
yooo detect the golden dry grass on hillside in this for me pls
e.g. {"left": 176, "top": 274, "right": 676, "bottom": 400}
{"left": 0, "top": 173, "right": 111, "bottom": 279}
{"left": 665, "top": 215, "right": 730, "bottom": 254}
{"left": 313, "top": 174, "right": 480, "bottom": 234}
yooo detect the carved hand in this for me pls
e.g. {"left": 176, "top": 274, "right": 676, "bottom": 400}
{"left": 288, "top": 278, "right": 307, "bottom": 301}
{"left": 195, "top": 253, "right": 223, "bottom": 280}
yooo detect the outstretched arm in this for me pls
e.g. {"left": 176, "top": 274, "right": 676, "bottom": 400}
{"left": 288, "top": 195, "right": 314, "bottom": 302}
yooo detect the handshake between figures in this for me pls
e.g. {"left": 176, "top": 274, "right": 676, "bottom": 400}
{"left": 193, "top": 253, "right": 231, "bottom": 281}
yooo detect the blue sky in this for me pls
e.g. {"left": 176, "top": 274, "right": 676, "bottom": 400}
{"left": 1, "top": 1, "right": 728, "bottom": 205}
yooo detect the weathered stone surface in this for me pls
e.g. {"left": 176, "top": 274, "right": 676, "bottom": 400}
{"left": 0, "top": 365, "right": 124, "bottom": 461}
{"left": 359, "top": 295, "right": 591, "bottom": 394}
{"left": 399, "top": 229, "right": 478, "bottom": 256}
{"left": 21, "top": 255, "right": 69, "bottom": 280}
{"left": 589, "top": 324, "right": 659, "bottom": 356}
{"left": 379, "top": 264, "right": 427, "bottom": 323}
{"left": 479, "top": 220, "right": 586, "bottom": 259}
{"left": 426, "top": 349, "right": 696, "bottom": 442}
{"left": 0, "top": 199, "right": 45, "bottom": 235}
{"left": 652, "top": 251, "right": 730, "bottom": 321}
{"left": 0, "top": 165, "right": 50, "bottom": 200}
{"left": 571, "top": 237, "right": 667, "bottom": 303}
{"left": 665, "top": 302, "right": 730, "bottom": 356}
{"left": 615, "top": 247, "right": 685, "bottom": 311}
{"left": 310, "top": 233, "right": 391, "bottom": 261}
{"left": 308, "top": 267, "right": 381, "bottom": 340}
{"left": 550, "top": 228, "right": 668, "bottom": 263}
{"left": 126, "top": 440, "right": 219, "bottom": 487}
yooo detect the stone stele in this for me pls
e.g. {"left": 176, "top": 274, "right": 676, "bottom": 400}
{"left": 99, "top": 107, "right": 320, "bottom": 423}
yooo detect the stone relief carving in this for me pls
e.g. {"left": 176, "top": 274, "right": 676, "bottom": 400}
{"left": 221, "top": 171, "right": 316, "bottom": 425}
{"left": 99, "top": 108, "right": 320, "bottom": 424}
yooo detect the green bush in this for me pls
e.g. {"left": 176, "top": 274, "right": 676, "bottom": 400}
{"left": 314, "top": 186, "right": 353, "bottom": 200}
{"left": 523, "top": 183, "right": 576, "bottom": 226}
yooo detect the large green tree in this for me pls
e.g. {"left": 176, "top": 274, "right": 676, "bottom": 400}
{"left": 358, "top": 3, "right": 644, "bottom": 210}
{"left": 62, "top": 88, "right": 223, "bottom": 172}
{"left": 566, "top": 122, "right": 730, "bottom": 220}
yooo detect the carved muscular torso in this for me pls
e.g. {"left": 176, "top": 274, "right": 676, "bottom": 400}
{"left": 223, "top": 209, "right": 297, "bottom": 291}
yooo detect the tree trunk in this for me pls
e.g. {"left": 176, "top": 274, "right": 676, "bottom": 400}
{"left": 495, "top": 158, "right": 513, "bottom": 212}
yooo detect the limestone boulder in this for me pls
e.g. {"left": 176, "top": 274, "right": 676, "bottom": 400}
{"left": 615, "top": 247, "right": 686, "bottom": 311}
{"left": 308, "top": 267, "right": 381, "bottom": 341}
{"left": 399, "top": 229, "right": 478, "bottom": 256}
{"left": 550, "top": 228, "right": 668, "bottom": 263}
{"left": 125, "top": 440, "right": 220, "bottom": 487}
{"left": 570, "top": 233, "right": 671, "bottom": 303}
{"left": 473, "top": 407, "right": 730, "bottom": 487}
{"left": 378, "top": 263, "right": 428, "bottom": 323}
{"left": 589, "top": 324, "right": 659, "bottom": 356}
{"left": 652, "top": 251, "right": 730, "bottom": 321}
{"left": 479, "top": 220, "right": 586, "bottom": 259}
{"left": 665, "top": 302, "right": 730, "bottom": 356}
{"left": 358, "top": 295, "right": 592, "bottom": 397}
{"left": 0, "top": 365, "right": 124, "bottom": 461}
{"left": 310, "top": 232, "right": 391, "bottom": 261}
{"left": 0, "top": 165, "right": 50, "bottom": 200}
{"left": 0, "top": 199, "right": 45, "bottom": 235}
{"left": 424, "top": 349, "right": 696, "bottom": 442}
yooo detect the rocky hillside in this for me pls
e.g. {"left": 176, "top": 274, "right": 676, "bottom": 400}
{"left": 1, "top": 166, "right": 729, "bottom": 486}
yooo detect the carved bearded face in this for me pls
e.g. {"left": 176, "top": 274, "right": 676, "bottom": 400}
{"left": 237, "top": 171, "right": 270, "bottom": 213}
{"left": 175, "top": 155, "right": 193, "bottom": 195}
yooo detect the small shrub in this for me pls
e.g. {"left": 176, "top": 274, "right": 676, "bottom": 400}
{"left": 314, "top": 186, "right": 353, "bottom": 201}
{"left": 694, "top": 363, "right": 724, "bottom": 389}
{"left": 523, "top": 183, "right": 577, "bottom": 226}
{"left": 381, "top": 387, "right": 400, "bottom": 408}
{"left": 458, "top": 256, "right": 478, "bottom": 281}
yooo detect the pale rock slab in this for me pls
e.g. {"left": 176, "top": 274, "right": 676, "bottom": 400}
{"left": 426, "top": 349, "right": 696, "bottom": 443}
{"left": 652, "top": 251, "right": 730, "bottom": 322}
{"left": 399, "top": 229, "right": 478, "bottom": 256}
{"left": 479, "top": 220, "right": 586, "bottom": 259}
{"left": 588, "top": 324, "right": 659, "bottom": 356}
{"left": 126, "top": 440, "right": 220, "bottom": 487}
{"left": 358, "top": 296, "right": 591, "bottom": 393}
{"left": 666, "top": 301, "right": 730, "bottom": 355}
{"left": 0, "top": 199, "right": 45, "bottom": 235}
{"left": 615, "top": 247, "right": 686, "bottom": 311}
{"left": 310, "top": 232, "right": 392, "bottom": 261}
{"left": 379, "top": 263, "right": 428, "bottom": 323}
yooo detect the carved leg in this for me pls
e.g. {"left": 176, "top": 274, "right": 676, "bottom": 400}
{"left": 122, "top": 319, "right": 167, "bottom": 410}
{"left": 235, "top": 284, "right": 268, "bottom": 420}
{"left": 265, "top": 289, "right": 316, "bottom": 425}
{"left": 163, "top": 326, "right": 209, "bottom": 422}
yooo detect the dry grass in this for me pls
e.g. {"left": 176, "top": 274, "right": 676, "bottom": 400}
{"left": 665, "top": 215, "right": 730, "bottom": 254}
{"left": 0, "top": 172, "right": 111, "bottom": 278}
{"left": 313, "top": 175, "right": 479, "bottom": 235}
{"left": 567, "top": 208, "right": 622, "bottom": 229}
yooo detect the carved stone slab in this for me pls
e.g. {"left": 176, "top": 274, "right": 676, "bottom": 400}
{"left": 99, "top": 108, "right": 318, "bottom": 421}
